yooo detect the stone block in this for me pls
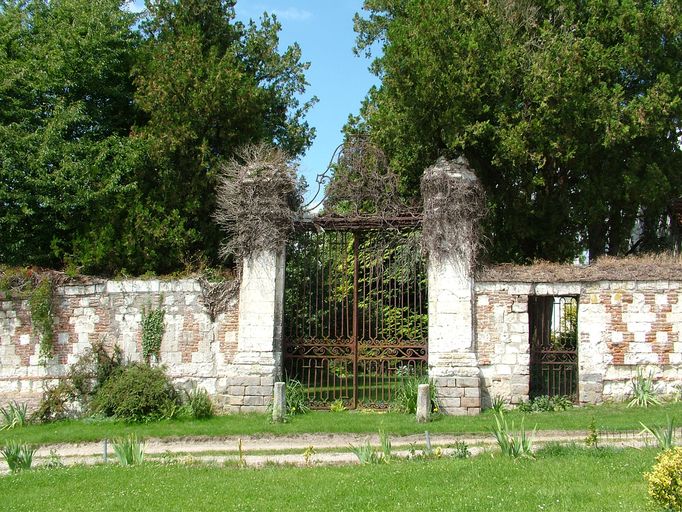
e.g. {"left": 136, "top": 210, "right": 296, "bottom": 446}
{"left": 243, "top": 395, "right": 264, "bottom": 407}
{"left": 464, "top": 387, "right": 481, "bottom": 398}
{"left": 456, "top": 376, "right": 479, "bottom": 388}
{"left": 227, "top": 385, "right": 245, "bottom": 397}
{"left": 460, "top": 397, "right": 480, "bottom": 408}
{"left": 245, "top": 385, "right": 271, "bottom": 397}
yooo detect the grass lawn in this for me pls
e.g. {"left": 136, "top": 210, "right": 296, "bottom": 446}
{"left": 3, "top": 401, "right": 682, "bottom": 446}
{"left": 1, "top": 447, "right": 658, "bottom": 511}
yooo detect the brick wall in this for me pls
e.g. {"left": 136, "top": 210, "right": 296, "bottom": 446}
{"left": 0, "top": 279, "right": 239, "bottom": 409}
{"left": 475, "top": 280, "right": 682, "bottom": 406}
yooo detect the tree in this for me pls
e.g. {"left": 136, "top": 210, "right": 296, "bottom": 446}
{"left": 0, "top": 0, "right": 316, "bottom": 274}
{"left": 132, "top": 0, "right": 315, "bottom": 270}
{"left": 0, "top": 0, "right": 142, "bottom": 269}
{"left": 352, "top": 0, "right": 682, "bottom": 262}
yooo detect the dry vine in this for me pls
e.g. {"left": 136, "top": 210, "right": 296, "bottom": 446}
{"left": 421, "top": 156, "right": 486, "bottom": 267}
{"left": 323, "top": 136, "right": 412, "bottom": 217}
{"left": 213, "top": 143, "right": 301, "bottom": 261}
{"left": 198, "top": 274, "right": 239, "bottom": 322}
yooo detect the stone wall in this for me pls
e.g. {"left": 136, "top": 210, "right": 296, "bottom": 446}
{"left": 0, "top": 279, "right": 239, "bottom": 409}
{"left": 475, "top": 280, "right": 682, "bottom": 407}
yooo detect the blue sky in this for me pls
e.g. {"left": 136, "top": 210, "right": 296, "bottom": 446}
{"left": 127, "top": 1, "right": 378, "bottom": 202}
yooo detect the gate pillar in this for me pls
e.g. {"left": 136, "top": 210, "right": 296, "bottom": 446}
{"left": 422, "top": 157, "right": 482, "bottom": 415}
{"left": 224, "top": 248, "right": 285, "bottom": 413}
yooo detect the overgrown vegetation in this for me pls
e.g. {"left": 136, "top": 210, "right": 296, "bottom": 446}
{"left": 213, "top": 143, "right": 302, "bottom": 262}
{"left": 182, "top": 385, "right": 215, "bottom": 420}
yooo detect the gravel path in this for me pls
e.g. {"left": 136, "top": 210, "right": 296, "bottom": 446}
{"left": 0, "top": 429, "right": 655, "bottom": 473}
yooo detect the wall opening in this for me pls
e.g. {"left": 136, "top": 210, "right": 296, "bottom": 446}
{"left": 528, "top": 295, "right": 579, "bottom": 399}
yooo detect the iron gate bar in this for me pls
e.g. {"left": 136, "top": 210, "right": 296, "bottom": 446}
{"left": 283, "top": 228, "right": 428, "bottom": 409}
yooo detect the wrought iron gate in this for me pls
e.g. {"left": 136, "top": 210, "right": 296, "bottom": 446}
{"left": 283, "top": 227, "right": 428, "bottom": 409}
{"left": 529, "top": 295, "right": 579, "bottom": 399}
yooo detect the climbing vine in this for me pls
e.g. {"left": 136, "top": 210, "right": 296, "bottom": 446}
{"left": 29, "top": 277, "right": 55, "bottom": 362}
{"left": 141, "top": 304, "right": 165, "bottom": 363}
{"left": 1, "top": 268, "right": 56, "bottom": 362}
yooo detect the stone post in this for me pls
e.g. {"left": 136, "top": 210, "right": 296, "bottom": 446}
{"left": 224, "top": 248, "right": 285, "bottom": 413}
{"left": 272, "top": 381, "right": 286, "bottom": 422}
{"left": 416, "top": 383, "right": 431, "bottom": 423}
{"left": 422, "top": 157, "right": 482, "bottom": 415}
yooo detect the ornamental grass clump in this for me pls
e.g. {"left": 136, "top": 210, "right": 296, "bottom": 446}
{"left": 629, "top": 369, "right": 661, "bottom": 408}
{"left": 492, "top": 411, "right": 535, "bottom": 459}
{"left": 0, "top": 401, "right": 28, "bottom": 430}
{"left": 112, "top": 434, "right": 145, "bottom": 466}
{"left": 645, "top": 447, "right": 682, "bottom": 511}
{"left": 1, "top": 441, "right": 36, "bottom": 472}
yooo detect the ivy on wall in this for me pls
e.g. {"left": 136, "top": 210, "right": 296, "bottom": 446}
{"left": 141, "top": 304, "right": 165, "bottom": 363}
{"left": 1, "top": 268, "right": 56, "bottom": 363}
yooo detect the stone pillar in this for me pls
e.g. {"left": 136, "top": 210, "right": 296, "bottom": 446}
{"left": 224, "top": 248, "right": 285, "bottom": 413}
{"left": 416, "top": 384, "right": 431, "bottom": 423}
{"left": 422, "top": 157, "right": 482, "bottom": 415}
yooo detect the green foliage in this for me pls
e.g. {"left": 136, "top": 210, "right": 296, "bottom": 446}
{"left": 490, "top": 396, "right": 507, "bottom": 414}
{"left": 645, "top": 447, "right": 682, "bottom": 511}
{"left": 28, "top": 277, "right": 55, "bottom": 361}
{"left": 34, "top": 340, "right": 124, "bottom": 423}
{"left": 352, "top": 0, "right": 682, "bottom": 262}
{"left": 92, "top": 364, "right": 180, "bottom": 423}
{"left": 285, "top": 379, "right": 310, "bottom": 416}
{"left": 392, "top": 376, "right": 437, "bottom": 414}
{"left": 517, "top": 395, "right": 573, "bottom": 413}
{"left": 628, "top": 369, "right": 661, "bottom": 408}
{"left": 112, "top": 434, "right": 145, "bottom": 466}
{"left": 641, "top": 416, "right": 677, "bottom": 451}
{"left": 0, "top": 401, "right": 28, "bottom": 430}
{"left": 329, "top": 399, "right": 347, "bottom": 413}
{"left": 350, "top": 439, "right": 384, "bottom": 465}
{"left": 183, "top": 385, "right": 214, "bottom": 420}
{"left": 141, "top": 306, "right": 165, "bottom": 363}
{"left": 0, "top": 0, "right": 315, "bottom": 275}
{"left": 1, "top": 440, "right": 36, "bottom": 472}
{"left": 452, "top": 441, "right": 470, "bottom": 459}
{"left": 585, "top": 417, "right": 599, "bottom": 448}
{"left": 491, "top": 411, "right": 535, "bottom": 459}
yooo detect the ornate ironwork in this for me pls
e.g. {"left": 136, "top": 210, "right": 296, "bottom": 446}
{"left": 283, "top": 229, "right": 428, "bottom": 409}
{"left": 529, "top": 296, "right": 579, "bottom": 399}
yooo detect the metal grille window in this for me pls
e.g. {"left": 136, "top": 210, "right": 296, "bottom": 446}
{"left": 529, "top": 295, "right": 579, "bottom": 399}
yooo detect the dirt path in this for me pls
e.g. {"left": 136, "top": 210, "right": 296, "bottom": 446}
{"left": 0, "top": 429, "right": 652, "bottom": 473}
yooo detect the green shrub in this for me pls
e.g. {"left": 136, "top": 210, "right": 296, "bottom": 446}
{"left": 92, "top": 364, "right": 180, "bottom": 422}
{"left": 183, "top": 384, "right": 214, "bottom": 419}
{"left": 285, "top": 379, "right": 310, "bottom": 415}
{"left": 517, "top": 395, "right": 573, "bottom": 413}
{"left": 33, "top": 381, "right": 78, "bottom": 423}
{"left": 1, "top": 441, "right": 36, "bottom": 472}
{"left": 33, "top": 340, "right": 124, "bottom": 423}
{"left": 645, "top": 447, "right": 682, "bottom": 511}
